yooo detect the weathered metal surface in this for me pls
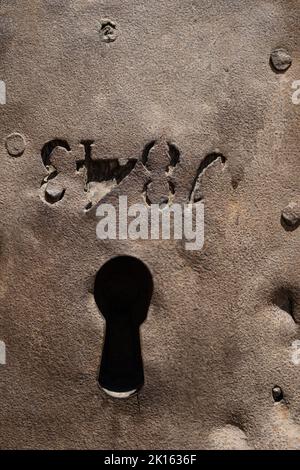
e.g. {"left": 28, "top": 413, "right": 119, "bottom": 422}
{"left": 0, "top": 0, "right": 299, "bottom": 449}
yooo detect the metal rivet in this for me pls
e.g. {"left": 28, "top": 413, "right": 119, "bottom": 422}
{"left": 272, "top": 386, "right": 283, "bottom": 402}
{"left": 5, "top": 132, "right": 26, "bottom": 157}
{"left": 281, "top": 202, "right": 300, "bottom": 231}
{"left": 270, "top": 48, "right": 292, "bottom": 72}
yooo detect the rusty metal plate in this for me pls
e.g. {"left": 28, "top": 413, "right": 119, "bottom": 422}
{"left": 0, "top": 0, "right": 299, "bottom": 449}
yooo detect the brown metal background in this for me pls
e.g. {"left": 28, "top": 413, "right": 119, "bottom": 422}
{"left": 0, "top": 0, "right": 299, "bottom": 449}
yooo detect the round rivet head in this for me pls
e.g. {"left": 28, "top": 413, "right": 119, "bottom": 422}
{"left": 5, "top": 132, "right": 26, "bottom": 157}
{"left": 272, "top": 386, "right": 283, "bottom": 402}
{"left": 281, "top": 202, "right": 300, "bottom": 231}
{"left": 270, "top": 48, "right": 292, "bottom": 72}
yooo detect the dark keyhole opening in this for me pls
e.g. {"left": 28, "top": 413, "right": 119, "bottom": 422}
{"left": 94, "top": 256, "right": 153, "bottom": 397}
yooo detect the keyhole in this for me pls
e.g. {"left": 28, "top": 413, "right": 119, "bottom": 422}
{"left": 94, "top": 256, "right": 153, "bottom": 398}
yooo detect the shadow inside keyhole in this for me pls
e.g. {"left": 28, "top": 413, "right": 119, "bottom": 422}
{"left": 94, "top": 256, "right": 153, "bottom": 397}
